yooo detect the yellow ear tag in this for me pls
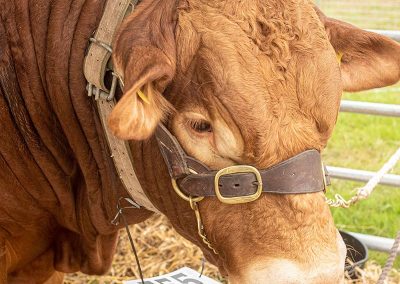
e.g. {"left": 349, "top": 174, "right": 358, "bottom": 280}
{"left": 337, "top": 52, "right": 343, "bottom": 66}
{"left": 137, "top": 89, "right": 150, "bottom": 105}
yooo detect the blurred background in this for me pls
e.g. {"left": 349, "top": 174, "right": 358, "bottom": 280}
{"left": 316, "top": 0, "right": 400, "bottom": 30}
{"left": 319, "top": 0, "right": 400, "bottom": 273}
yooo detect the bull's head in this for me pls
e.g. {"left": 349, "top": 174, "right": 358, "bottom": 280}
{"left": 108, "top": 0, "right": 400, "bottom": 283}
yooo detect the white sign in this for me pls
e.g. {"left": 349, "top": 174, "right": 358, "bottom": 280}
{"left": 123, "top": 267, "right": 221, "bottom": 284}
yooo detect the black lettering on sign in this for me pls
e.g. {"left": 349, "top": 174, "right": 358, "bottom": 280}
{"left": 155, "top": 279, "right": 172, "bottom": 284}
{"left": 171, "top": 273, "right": 203, "bottom": 284}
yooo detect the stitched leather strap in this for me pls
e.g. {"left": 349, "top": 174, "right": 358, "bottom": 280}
{"left": 84, "top": 0, "right": 132, "bottom": 91}
{"left": 96, "top": 100, "right": 159, "bottom": 212}
{"left": 84, "top": 0, "right": 159, "bottom": 212}
{"left": 155, "top": 124, "right": 328, "bottom": 199}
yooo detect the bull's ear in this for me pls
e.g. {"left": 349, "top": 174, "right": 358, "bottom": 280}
{"left": 315, "top": 7, "right": 400, "bottom": 92}
{"left": 108, "top": 0, "right": 176, "bottom": 140}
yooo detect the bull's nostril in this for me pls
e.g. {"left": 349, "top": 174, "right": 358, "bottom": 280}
{"left": 234, "top": 184, "right": 240, "bottom": 187}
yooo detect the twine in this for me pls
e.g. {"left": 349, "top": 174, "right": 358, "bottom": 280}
{"left": 326, "top": 147, "right": 400, "bottom": 208}
{"left": 377, "top": 230, "right": 400, "bottom": 284}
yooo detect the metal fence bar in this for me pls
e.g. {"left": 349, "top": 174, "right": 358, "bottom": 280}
{"left": 347, "top": 232, "right": 400, "bottom": 254}
{"left": 340, "top": 100, "right": 400, "bottom": 117}
{"left": 327, "top": 166, "right": 400, "bottom": 187}
{"left": 368, "top": 29, "right": 400, "bottom": 42}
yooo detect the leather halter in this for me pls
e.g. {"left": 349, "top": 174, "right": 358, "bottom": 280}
{"left": 83, "top": 0, "right": 160, "bottom": 213}
{"left": 154, "top": 124, "right": 329, "bottom": 254}
{"left": 155, "top": 124, "right": 329, "bottom": 205}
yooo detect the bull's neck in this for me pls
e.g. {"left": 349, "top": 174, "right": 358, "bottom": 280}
{"left": 0, "top": 0, "right": 148, "bottom": 233}
{"left": 0, "top": 1, "right": 156, "bottom": 274}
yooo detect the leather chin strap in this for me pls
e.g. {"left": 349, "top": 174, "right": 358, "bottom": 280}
{"left": 155, "top": 124, "right": 329, "bottom": 203}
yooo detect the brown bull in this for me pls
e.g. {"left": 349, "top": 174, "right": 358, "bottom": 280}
{"left": 1, "top": 0, "right": 399, "bottom": 283}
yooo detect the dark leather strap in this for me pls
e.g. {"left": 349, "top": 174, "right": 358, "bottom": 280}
{"left": 180, "top": 150, "right": 324, "bottom": 197}
{"left": 155, "top": 124, "right": 191, "bottom": 179}
{"left": 155, "top": 124, "right": 327, "bottom": 199}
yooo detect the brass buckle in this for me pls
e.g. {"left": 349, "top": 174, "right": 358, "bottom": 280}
{"left": 214, "top": 165, "right": 263, "bottom": 204}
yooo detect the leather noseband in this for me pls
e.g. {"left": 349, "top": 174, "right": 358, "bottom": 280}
{"left": 155, "top": 124, "right": 329, "bottom": 205}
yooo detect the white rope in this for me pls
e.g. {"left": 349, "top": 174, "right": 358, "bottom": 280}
{"left": 326, "top": 146, "right": 400, "bottom": 208}
{"left": 324, "top": 147, "right": 400, "bottom": 284}
{"left": 377, "top": 230, "right": 400, "bottom": 284}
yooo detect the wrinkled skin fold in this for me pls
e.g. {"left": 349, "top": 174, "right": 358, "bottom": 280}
{"left": 1, "top": 0, "right": 400, "bottom": 283}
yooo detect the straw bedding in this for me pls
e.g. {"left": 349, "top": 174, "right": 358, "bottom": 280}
{"left": 64, "top": 215, "right": 400, "bottom": 284}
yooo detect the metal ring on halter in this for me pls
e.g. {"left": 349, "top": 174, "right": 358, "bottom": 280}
{"left": 171, "top": 169, "right": 204, "bottom": 203}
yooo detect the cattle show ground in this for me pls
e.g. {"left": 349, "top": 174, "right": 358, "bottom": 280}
{"left": 64, "top": 0, "right": 400, "bottom": 283}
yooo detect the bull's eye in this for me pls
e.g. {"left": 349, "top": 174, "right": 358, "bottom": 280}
{"left": 189, "top": 119, "right": 212, "bottom": 133}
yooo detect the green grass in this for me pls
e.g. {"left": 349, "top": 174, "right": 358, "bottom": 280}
{"left": 316, "top": 0, "right": 400, "bottom": 30}
{"left": 323, "top": 86, "right": 400, "bottom": 268}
